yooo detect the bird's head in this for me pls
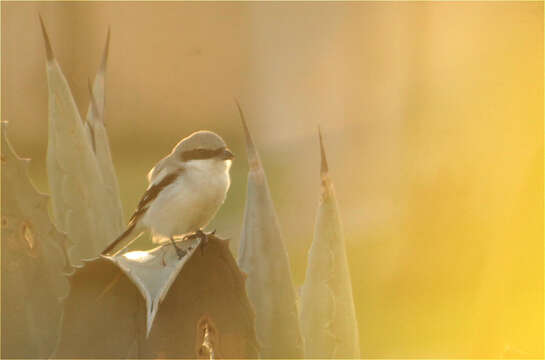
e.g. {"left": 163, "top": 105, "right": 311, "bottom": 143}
{"left": 172, "top": 130, "right": 234, "bottom": 162}
{"left": 147, "top": 131, "right": 234, "bottom": 184}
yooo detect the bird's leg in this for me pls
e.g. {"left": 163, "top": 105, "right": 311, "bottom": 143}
{"left": 182, "top": 229, "right": 214, "bottom": 255}
{"left": 161, "top": 246, "right": 168, "bottom": 266}
{"left": 170, "top": 236, "right": 187, "bottom": 260}
{"left": 198, "top": 229, "right": 215, "bottom": 256}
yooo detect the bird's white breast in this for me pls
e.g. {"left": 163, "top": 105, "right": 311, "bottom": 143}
{"left": 142, "top": 159, "right": 231, "bottom": 242}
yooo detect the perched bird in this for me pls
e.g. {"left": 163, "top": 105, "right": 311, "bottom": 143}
{"left": 102, "top": 130, "right": 234, "bottom": 257}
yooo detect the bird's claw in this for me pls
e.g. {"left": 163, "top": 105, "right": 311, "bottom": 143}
{"left": 181, "top": 230, "right": 214, "bottom": 256}
{"left": 199, "top": 229, "right": 214, "bottom": 256}
{"left": 187, "top": 229, "right": 214, "bottom": 255}
{"left": 175, "top": 246, "right": 187, "bottom": 260}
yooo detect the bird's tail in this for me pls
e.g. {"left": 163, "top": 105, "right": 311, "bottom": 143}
{"left": 101, "top": 222, "right": 141, "bottom": 257}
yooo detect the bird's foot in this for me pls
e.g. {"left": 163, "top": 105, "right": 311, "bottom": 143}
{"left": 183, "top": 229, "right": 215, "bottom": 255}
{"left": 170, "top": 237, "right": 187, "bottom": 260}
{"left": 199, "top": 229, "right": 215, "bottom": 255}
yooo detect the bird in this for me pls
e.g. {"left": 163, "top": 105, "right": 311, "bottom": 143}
{"left": 102, "top": 130, "right": 234, "bottom": 258}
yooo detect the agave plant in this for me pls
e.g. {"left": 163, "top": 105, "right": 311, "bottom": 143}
{"left": 1, "top": 17, "right": 360, "bottom": 359}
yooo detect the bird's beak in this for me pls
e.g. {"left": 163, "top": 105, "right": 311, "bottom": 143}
{"left": 222, "top": 148, "right": 235, "bottom": 160}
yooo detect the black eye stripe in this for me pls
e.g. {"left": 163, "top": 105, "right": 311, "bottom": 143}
{"left": 180, "top": 148, "right": 224, "bottom": 161}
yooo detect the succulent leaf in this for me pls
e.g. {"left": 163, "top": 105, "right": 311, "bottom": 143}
{"left": 108, "top": 234, "right": 202, "bottom": 337}
{"left": 236, "top": 103, "right": 304, "bottom": 358}
{"left": 40, "top": 17, "right": 124, "bottom": 264}
{"left": 85, "top": 29, "right": 124, "bottom": 231}
{"left": 299, "top": 129, "right": 361, "bottom": 358}
{"left": 1, "top": 122, "right": 70, "bottom": 358}
{"left": 54, "top": 236, "right": 258, "bottom": 358}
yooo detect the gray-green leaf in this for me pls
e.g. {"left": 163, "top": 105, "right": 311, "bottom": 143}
{"left": 299, "top": 129, "right": 361, "bottom": 358}
{"left": 40, "top": 17, "right": 124, "bottom": 264}
{"left": 54, "top": 236, "right": 258, "bottom": 358}
{"left": 1, "top": 122, "right": 70, "bottom": 358}
{"left": 85, "top": 29, "right": 124, "bottom": 231}
{"left": 236, "top": 103, "right": 304, "bottom": 358}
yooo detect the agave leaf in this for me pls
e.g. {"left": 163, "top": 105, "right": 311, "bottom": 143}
{"left": 86, "top": 28, "right": 108, "bottom": 120}
{"left": 85, "top": 29, "right": 124, "bottom": 233}
{"left": 108, "top": 234, "right": 202, "bottom": 337}
{"left": 299, "top": 129, "right": 361, "bottom": 358}
{"left": 1, "top": 122, "right": 71, "bottom": 358}
{"left": 53, "top": 256, "right": 143, "bottom": 358}
{"left": 141, "top": 236, "right": 259, "bottom": 358}
{"left": 55, "top": 236, "right": 258, "bottom": 358}
{"left": 236, "top": 103, "right": 304, "bottom": 358}
{"left": 40, "top": 17, "right": 124, "bottom": 264}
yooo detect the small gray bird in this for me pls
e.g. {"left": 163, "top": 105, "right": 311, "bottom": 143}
{"left": 102, "top": 130, "right": 234, "bottom": 257}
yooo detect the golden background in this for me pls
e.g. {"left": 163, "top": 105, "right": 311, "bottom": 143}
{"left": 2, "top": 1, "right": 543, "bottom": 357}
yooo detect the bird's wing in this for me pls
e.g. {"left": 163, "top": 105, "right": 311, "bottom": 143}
{"left": 147, "top": 156, "right": 170, "bottom": 183}
{"left": 128, "top": 168, "right": 183, "bottom": 226}
{"left": 101, "top": 168, "right": 183, "bottom": 256}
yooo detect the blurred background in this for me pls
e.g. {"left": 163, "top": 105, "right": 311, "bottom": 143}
{"left": 2, "top": 1, "right": 543, "bottom": 358}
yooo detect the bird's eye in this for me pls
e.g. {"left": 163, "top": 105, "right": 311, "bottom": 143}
{"left": 180, "top": 148, "right": 211, "bottom": 162}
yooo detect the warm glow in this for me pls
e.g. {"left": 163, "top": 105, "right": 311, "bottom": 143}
{"left": 123, "top": 251, "right": 152, "bottom": 262}
{"left": 2, "top": 2, "right": 542, "bottom": 357}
